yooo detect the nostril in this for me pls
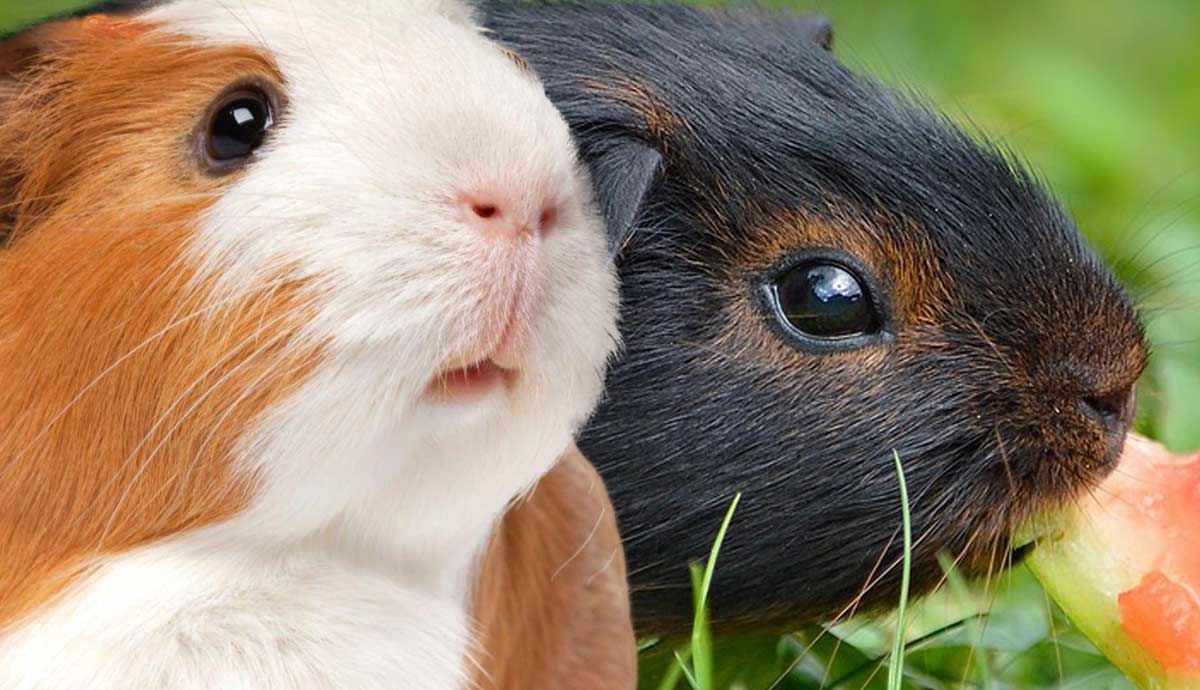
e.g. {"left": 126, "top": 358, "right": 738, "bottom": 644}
{"left": 471, "top": 203, "right": 499, "bottom": 220}
{"left": 460, "top": 196, "right": 518, "bottom": 239}
{"left": 538, "top": 205, "right": 557, "bottom": 234}
{"left": 460, "top": 193, "right": 550, "bottom": 240}
{"left": 1082, "top": 386, "right": 1136, "bottom": 432}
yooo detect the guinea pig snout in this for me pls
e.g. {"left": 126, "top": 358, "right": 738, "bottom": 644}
{"left": 1081, "top": 384, "right": 1137, "bottom": 436}
{"left": 1052, "top": 344, "right": 1144, "bottom": 439}
{"left": 458, "top": 191, "right": 558, "bottom": 242}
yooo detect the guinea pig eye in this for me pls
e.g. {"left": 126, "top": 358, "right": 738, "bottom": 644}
{"left": 768, "top": 262, "right": 880, "bottom": 341}
{"left": 205, "top": 89, "right": 273, "bottom": 164}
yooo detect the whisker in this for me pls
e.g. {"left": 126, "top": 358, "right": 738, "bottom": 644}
{"left": 1129, "top": 242, "right": 1200, "bottom": 287}
{"left": 1112, "top": 170, "right": 1200, "bottom": 272}
{"left": 958, "top": 532, "right": 1006, "bottom": 687}
{"left": 164, "top": 296, "right": 321, "bottom": 510}
{"left": 93, "top": 305, "right": 303, "bottom": 549}
{"left": 0, "top": 278, "right": 299, "bottom": 483}
{"left": 1114, "top": 189, "right": 1200, "bottom": 275}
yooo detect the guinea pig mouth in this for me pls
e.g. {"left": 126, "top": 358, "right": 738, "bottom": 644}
{"left": 425, "top": 300, "right": 527, "bottom": 401}
{"left": 1007, "top": 539, "right": 1037, "bottom": 567}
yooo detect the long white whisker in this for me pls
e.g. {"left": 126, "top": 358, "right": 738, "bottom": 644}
{"left": 93, "top": 306, "right": 304, "bottom": 549}
{"left": 0, "top": 278, "right": 300, "bottom": 484}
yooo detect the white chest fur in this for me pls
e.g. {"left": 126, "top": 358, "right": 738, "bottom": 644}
{"left": 0, "top": 345, "right": 581, "bottom": 689}
{"left": 1, "top": 349, "right": 557, "bottom": 690}
{"left": 0, "top": 536, "right": 472, "bottom": 690}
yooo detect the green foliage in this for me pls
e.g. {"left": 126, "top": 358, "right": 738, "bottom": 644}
{"left": 642, "top": 566, "right": 1136, "bottom": 690}
{"left": 1, "top": 2, "right": 1194, "bottom": 689}
{"left": 673, "top": 493, "right": 742, "bottom": 690}
{"left": 0, "top": 0, "right": 97, "bottom": 35}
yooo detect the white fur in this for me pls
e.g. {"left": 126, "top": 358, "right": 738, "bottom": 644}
{"left": 0, "top": 1, "right": 618, "bottom": 688}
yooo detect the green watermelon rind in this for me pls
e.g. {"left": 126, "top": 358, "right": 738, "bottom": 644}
{"left": 1024, "top": 511, "right": 1200, "bottom": 690}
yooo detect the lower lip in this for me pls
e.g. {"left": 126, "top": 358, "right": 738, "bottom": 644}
{"left": 426, "top": 359, "right": 513, "bottom": 401}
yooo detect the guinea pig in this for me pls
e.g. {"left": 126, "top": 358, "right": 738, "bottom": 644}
{"left": 0, "top": 1, "right": 620, "bottom": 688}
{"left": 485, "top": 3, "right": 1147, "bottom": 634}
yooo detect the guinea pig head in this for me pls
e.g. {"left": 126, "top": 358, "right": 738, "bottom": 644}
{"left": 486, "top": 4, "right": 1146, "bottom": 632}
{"left": 0, "top": 0, "right": 615, "bottom": 631}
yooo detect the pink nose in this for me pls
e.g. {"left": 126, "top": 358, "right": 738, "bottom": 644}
{"left": 461, "top": 195, "right": 557, "bottom": 240}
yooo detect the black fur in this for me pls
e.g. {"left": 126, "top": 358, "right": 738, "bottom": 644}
{"left": 486, "top": 3, "right": 1147, "bottom": 633}
{"left": 587, "top": 137, "right": 662, "bottom": 256}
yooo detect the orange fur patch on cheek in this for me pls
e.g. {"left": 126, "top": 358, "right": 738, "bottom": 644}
{"left": 0, "top": 24, "right": 318, "bottom": 629}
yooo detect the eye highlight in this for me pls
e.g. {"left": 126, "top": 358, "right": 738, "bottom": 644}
{"left": 203, "top": 88, "right": 274, "bottom": 167}
{"left": 767, "top": 261, "right": 881, "bottom": 343}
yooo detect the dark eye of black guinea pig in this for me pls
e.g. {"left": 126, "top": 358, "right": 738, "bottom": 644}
{"left": 485, "top": 3, "right": 1147, "bottom": 634}
{"left": 768, "top": 258, "right": 884, "bottom": 345}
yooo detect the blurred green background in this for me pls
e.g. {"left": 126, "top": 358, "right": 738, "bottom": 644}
{"left": 0, "top": 0, "right": 96, "bottom": 32}
{"left": 2, "top": 1, "right": 1196, "bottom": 689}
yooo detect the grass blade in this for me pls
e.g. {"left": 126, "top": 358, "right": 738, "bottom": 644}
{"left": 689, "top": 492, "right": 742, "bottom": 690}
{"left": 674, "top": 650, "right": 701, "bottom": 690}
{"left": 656, "top": 649, "right": 689, "bottom": 690}
{"left": 887, "top": 451, "right": 913, "bottom": 690}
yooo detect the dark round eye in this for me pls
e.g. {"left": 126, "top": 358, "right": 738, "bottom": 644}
{"left": 769, "top": 262, "right": 880, "bottom": 340}
{"left": 206, "top": 90, "right": 273, "bottom": 163}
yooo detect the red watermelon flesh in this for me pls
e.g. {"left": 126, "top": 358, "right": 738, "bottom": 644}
{"left": 1026, "top": 434, "right": 1200, "bottom": 689}
{"left": 1120, "top": 571, "right": 1200, "bottom": 673}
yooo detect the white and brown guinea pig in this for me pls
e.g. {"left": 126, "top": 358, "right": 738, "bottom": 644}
{"left": 0, "top": 0, "right": 624, "bottom": 688}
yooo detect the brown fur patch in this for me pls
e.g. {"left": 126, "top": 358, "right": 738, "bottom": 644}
{"left": 499, "top": 47, "right": 537, "bottom": 81}
{"left": 0, "top": 20, "right": 317, "bottom": 629}
{"left": 581, "top": 75, "right": 681, "bottom": 142}
{"left": 470, "top": 446, "right": 637, "bottom": 690}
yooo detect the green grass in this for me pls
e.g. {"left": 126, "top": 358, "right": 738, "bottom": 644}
{"left": 2, "top": 2, "right": 1195, "bottom": 689}
{"left": 674, "top": 492, "right": 742, "bottom": 690}
{"left": 886, "top": 453, "right": 913, "bottom": 690}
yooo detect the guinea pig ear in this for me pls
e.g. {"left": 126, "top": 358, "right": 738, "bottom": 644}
{"left": 791, "top": 12, "right": 834, "bottom": 51}
{"left": 586, "top": 137, "right": 662, "bottom": 259}
{"left": 0, "top": 14, "right": 136, "bottom": 82}
{"left": 0, "top": 29, "right": 41, "bottom": 92}
{"left": 0, "top": 18, "right": 102, "bottom": 239}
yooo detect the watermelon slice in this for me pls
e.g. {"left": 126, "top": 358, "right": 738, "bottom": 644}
{"left": 1025, "top": 434, "right": 1200, "bottom": 689}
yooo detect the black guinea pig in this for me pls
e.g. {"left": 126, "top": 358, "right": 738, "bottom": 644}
{"left": 485, "top": 3, "right": 1147, "bottom": 634}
